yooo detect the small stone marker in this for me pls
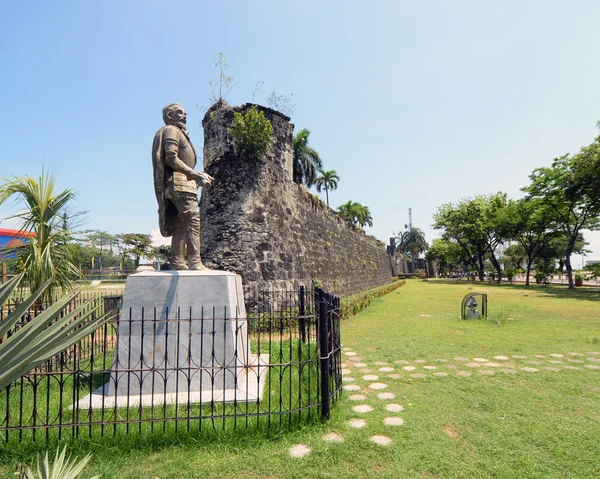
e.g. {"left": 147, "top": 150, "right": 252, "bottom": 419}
{"left": 348, "top": 418, "right": 367, "bottom": 428}
{"left": 386, "top": 403, "right": 404, "bottom": 412}
{"left": 289, "top": 444, "right": 311, "bottom": 458}
{"left": 370, "top": 435, "right": 392, "bottom": 446}
{"left": 384, "top": 417, "right": 405, "bottom": 426}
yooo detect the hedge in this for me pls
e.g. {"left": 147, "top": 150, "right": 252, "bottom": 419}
{"left": 340, "top": 279, "right": 406, "bottom": 319}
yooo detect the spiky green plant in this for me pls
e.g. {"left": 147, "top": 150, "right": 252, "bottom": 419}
{"left": 0, "top": 273, "right": 110, "bottom": 392}
{"left": 24, "top": 445, "right": 99, "bottom": 479}
{"left": 0, "top": 170, "right": 83, "bottom": 303}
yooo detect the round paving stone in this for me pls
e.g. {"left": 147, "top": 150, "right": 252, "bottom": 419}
{"left": 322, "top": 432, "right": 344, "bottom": 442}
{"left": 454, "top": 357, "right": 469, "bottom": 362}
{"left": 387, "top": 374, "right": 402, "bottom": 379}
{"left": 343, "top": 377, "right": 355, "bottom": 383}
{"left": 584, "top": 365, "right": 600, "bottom": 370}
{"left": 587, "top": 357, "right": 600, "bottom": 363}
{"left": 548, "top": 360, "right": 563, "bottom": 364}
{"left": 423, "top": 365, "right": 438, "bottom": 370}
{"left": 370, "top": 435, "right": 392, "bottom": 446}
{"left": 361, "top": 369, "right": 373, "bottom": 373}
{"left": 527, "top": 360, "right": 543, "bottom": 365}
{"left": 484, "top": 362, "right": 502, "bottom": 368}
{"left": 342, "top": 347, "right": 352, "bottom": 351}
{"left": 522, "top": 367, "right": 539, "bottom": 372}
{"left": 473, "top": 358, "right": 489, "bottom": 362}
{"left": 466, "top": 362, "right": 482, "bottom": 368}
{"left": 379, "top": 367, "right": 394, "bottom": 372}
{"left": 345, "top": 352, "right": 357, "bottom": 356}
{"left": 567, "top": 352, "right": 584, "bottom": 356}
{"left": 394, "top": 360, "right": 410, "bottom": 365}
{"left": 353, "top": 404, "right": 374, "bottom": 413}
{"left": 349, "top": 357, "right": 362, "bottom": 362}
{"left": 457, "top": 371, "right": 472, "bottom": 377}
{"left": 434, "top": 372, "right": 449, "bottom": 377}
{"left": 410, "top": 374, "right": 426, "bottom": 379}
{"left": 512, "top": 355, "right": 528, "bottom": 359}
{"left": 370, "top": 382, "right": 388, "bottom": 389}
{"left": 586, "top": 352, "right": 600, "bottom": 356}
{"left": 353, "top": 362, "right": 368, "bottom": 368}
{"left": 348, "top": 418, "right": 367, "bottom": 428}
{"left": 544, "top": 367, "right": 560, "bottom": 372}
{"left": 374, "top": 361, "right": 389, "bottom": 366}
{"left": 386, "top": 404, "right": 404, "bottom": 412}
{"left": 384, "top": 417, "right": 405, "bottom": 426}
{"left": 349, "top": 394, "right": 367, "bottom": 401}
{"left": 563, "top": 366, "right": 581, "bottom": 370}
{"left": 362, "top": 374, "right": 379, "bottom": 381}
{"left": 493, "top": 356, "right": 509, "bottom": 360}
{"left": 377, "top": 392, "right": 396, "bottom": 400}
{"left": 550, "top": 354, "right": 564, "bottom": 358}
{"left": 414, "top": 359, "right": 427, "bottom": 364}
{"left": 341, "top": 362, "right": 349, "bottom": 368}
{"left": 289, "top": 444, "right": 311, "bottom": 458}
{"left": 479, "top": 370, "right": 495, "bottom": 375}
{"left": 344, "top": 385, "right": 361, "bottom": 391}
{"left": 445, "top": 364, "right": 459, "bottom": 369}
{"left": 500, "top": 368, "right": 517, "bottom": 374}
{"left": 402, "top": 366, "right": 416, "bottom": 372}
{"left": 341, "top": 369, "right": 351, "bottom": 375}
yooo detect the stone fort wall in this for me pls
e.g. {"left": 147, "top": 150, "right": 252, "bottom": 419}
{"left": 200, "top": 102, "right": 395, "bottom": 297}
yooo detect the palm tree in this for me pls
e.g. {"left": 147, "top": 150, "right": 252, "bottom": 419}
{"left": 292, "top": 129, "right": 322, "bottom": 186}
{"left": 314, "top": 169, "right": 340, "bottom": 207}
{"left": 395, "top": 228, "right": 428, "bottom": 273}
{"left": 0, "top": 170, "right": 82, "bottom": 302}
{"left": 337, "top": 201, "right": 373, "bottom": 228}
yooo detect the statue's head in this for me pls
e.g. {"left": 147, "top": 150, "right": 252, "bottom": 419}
{"left": 162, "top": 103, "right": 187, "bottom": 130}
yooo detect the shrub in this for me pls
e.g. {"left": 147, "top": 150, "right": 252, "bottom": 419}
{"left": 340, "top": 279, "right": 406, "bottom": 319}
{"left": 229, "top": 106, "right": 273, "bottom": 161}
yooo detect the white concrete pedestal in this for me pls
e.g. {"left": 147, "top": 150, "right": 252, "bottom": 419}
{"left": 76, "top": 270, "right": 268, "bottom": 409}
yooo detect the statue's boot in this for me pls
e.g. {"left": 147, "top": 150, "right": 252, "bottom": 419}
{"left": 186, "top": 210, "right": 207, "bottom": 270}
{"left": 170, "top": 215, "right": 189, "bottom": 270}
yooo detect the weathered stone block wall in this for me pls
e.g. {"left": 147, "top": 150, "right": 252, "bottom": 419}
{"left": 200, "top": 102, "right": 394, "bottom": 297}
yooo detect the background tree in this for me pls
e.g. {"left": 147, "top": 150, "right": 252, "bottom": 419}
{"left": 0, "top": 171, "right": 82, "bottom": 301}
{"left": 292, "top": 129, "right": 322, "bottom": 186}
{"left": 425, "top": 238, "right": 464, "bottom": 277}
{"left": 523, "top": 129, "right": 600, "bottom": 288}
{"left": 395, "top": 228, "right": 428, "bottom": 273}
{"left": 314, "top": 169, "right": 340, "bottom": 207}
{"left": 118, "top": 233, "right": 152, "bottom": 268}
{"left": 500, "top": 243, "right": 526, "bottom": 270}
{"left": 500, "top": 198, "right": 557, "bottom": 285}
{"left": 337, "top": 201, "right": 373, "bottom": 228}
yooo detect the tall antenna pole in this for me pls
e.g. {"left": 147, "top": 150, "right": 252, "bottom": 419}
{"left": 408, "top": 207, "right": 412, "bottom": 230}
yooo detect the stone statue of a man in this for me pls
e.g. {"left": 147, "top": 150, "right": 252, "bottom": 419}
{"left": 152, "top": 103, "right": 213, "bottom": 270}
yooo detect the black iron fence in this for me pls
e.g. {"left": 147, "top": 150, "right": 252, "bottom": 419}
{"left": 0, "top": 286, "right": 341, "bottom": 443}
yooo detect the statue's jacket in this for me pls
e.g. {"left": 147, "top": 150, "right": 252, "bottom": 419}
{"left": 152, "top": 125, "right": 198, "bottom": 237}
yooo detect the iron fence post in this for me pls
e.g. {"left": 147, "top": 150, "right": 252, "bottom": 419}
{"left": 299, "top": 285, "right": 306, "bottom": 343}
{"left": 318, "top": 289, "right": 330, "bottom": 420}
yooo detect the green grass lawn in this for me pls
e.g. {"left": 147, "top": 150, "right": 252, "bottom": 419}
{"left": 2, "top": 280, "right": 600, "bottom": 478}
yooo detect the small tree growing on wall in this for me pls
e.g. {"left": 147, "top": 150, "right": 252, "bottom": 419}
{"left": 229, "top": 106, "right": 273, "bottom": 161}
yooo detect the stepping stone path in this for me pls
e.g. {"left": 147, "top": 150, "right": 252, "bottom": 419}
{"left": 493, "top": 356, "right": 509, "bottom": 360}
{"left": 370, "top": 435, "right": 392, "bottom": 446}
{"left": 377, "top": 392, "right": 396, "bottom": 400}
{"left": 379, "top": 367, "right": 394, "bottom": 372}
{"left": 473, "top": 358, "right": 489, "bottom": 362}
{"left": 423, "top": 365, "right": 438, "bottom": 370}
{"left": 414, "top": 359, "right": 427, "bottom": 364}
{"left": 353, "top": 404, "right": 374, "bottom": 413}
{"left": 322, "top": 432, "right": 344, "bottom": 442}
{"left": 457, "top": 371, "right": 472, "bottom": 377}
{"left": 362, "top": 374, "right": 379, "bottom": 381}
{"left": 341, "top": 369, "right": 351, "bottom": 375}
{"left": 349, "top": 394, "right": 367, "bottom": 401}
{"left": 484, "top": 362, "right": 502, "bottom": 368}
{"left": 289, "top": 444, "right": 311, "bottom": 458}
{"left": 548, "top": 360, "right": 563, "bottom": 364}
{"left": 343, "top": 377, "right": 355, "bottom": 382}
{"left": 344, "top": 385, "right": 361, "bottom": 391}
{"left": 349, "top": 357, "right": 362, "bottom": 362}
{"left": 550, "top": 354, "right": 564, "bottom": 358}
{"left": 568, "top": 352, "right": 583, "bottom": 356}
{"left": 353, "top": 362, "right": 368, "bottom": 368}
{"left": 369, "top": 382, "right": 388, "bottom": 389}
{"left": 454, "top": 357, "right": 469, "bottom": 361}
{"left": 466, "top": 362, "right": 482, "bottom": 368}
{"left": 522, "top": 367, "right": 538, "bottom": 373}
{"left": 386, "top": 404, "right": 404, "bottom": 412}
{"left": 512, "top": 355, "right": 527, "bottom": 359}
{"left": 384, "top": 417, "right": 405, "bottom": 426}
{"left": 403, "top": 366, "right": 416, "bottom": 371}
{"left": 348, "top": 418, "right": 367, "bottom": 428}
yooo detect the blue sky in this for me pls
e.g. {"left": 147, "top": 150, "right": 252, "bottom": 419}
{"left": 1, "top": 0, "right": 600, "bottom": 265}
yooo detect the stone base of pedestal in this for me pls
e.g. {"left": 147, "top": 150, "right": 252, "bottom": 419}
{"left": 76, "top": 270, "right": 265, "bottom": 409}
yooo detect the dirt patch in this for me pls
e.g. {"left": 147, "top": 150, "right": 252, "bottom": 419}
{"left": 443, "top": 426, "right": 458, "bottom": 438}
